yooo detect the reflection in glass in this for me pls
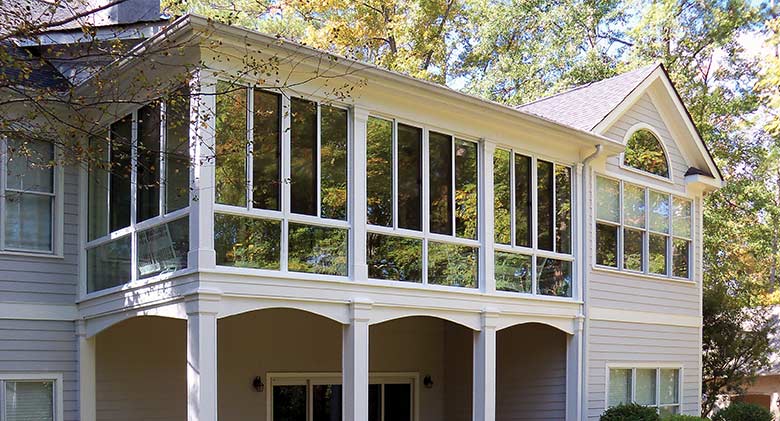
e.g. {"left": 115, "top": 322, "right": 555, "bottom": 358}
{"left": 635, "top": 369, "right": 657, "bottom": 405}
{"left": 608, "top": 369, "right": 632, "bottom": 407}
{"left": 109, "top": 115, "right": 132, "bottom": 232}
{"left": 290, "top": 97, "right": 318, "bottom": 215}
{"left": 88, "top": 136, "right": 109, "bottom": 240}
{"left": 537, "top": 159, "right": 554, "bottom": 251}
{"left": 137, "top": 103, "right": 161, "bottom": 222}
{"left": 214, "top": 213, "right": 280, "bottom": 269}
{"left": 596, "top": 223, "right": 618, "bottom": 267}
{"left": 537, "top": 257, "right": 571, "bottom": 297}
{"left": 165, "top": 86, "right": 191, "bottom": 212}
{"left": 215, "top": 81, "right": 247, "bottom": 206}
{"left": 623, "top": 183, "right": 645, "bottom": 228}
{"left": 366, "top": 117, "right": 393, "bottom": 226}
{"left": 313, "top": 384, "right": 342, "bottom": 421}
{"left": 252, "top": 89, "right": 281, "bottom": 211}
{"left": 273, "top": 385, "right": 306, "bottom": 421}
{"left": 429, "top": 131, "right": 452, "bottom": 235}
{"left": 6, "top": 138, "right": 53, "bottom": 192}
{"left": 660, "top": 369, "right": 680, "bottom": 404}
{"left": 649, "top": 191, "right": 670, "bottom": 233}
{"left": 596, "top": 176, "right": 619, "bottom": 222}
{"left": 673, "top": 238, "right": 690, "bottom": 278}
{"left": 555, "top": 164, "right": 571, "bottom": 253}
{"left": 4, "top": 381, "right": 54, "bottom": 421}
{"left": 367, "top": 233, "right": 422, "bottom": 282}
{"left": 87, "top": 235, "right": 132, "bottom": 293}
{"left": 320, "top": 105, "right": 348, "bottom": 220}
{"left": 397, "top": 124, "right": 422, "bottom": 231}
{"left": 288, "top": 223, "right": 348, "bottom": 276}
{"left": 623, "top": 228, "right": 644, "bottom": 272}
{"left": 455, "top": 139, "right": 478, "bottom": 239}
{"left": 673, "top": 197, "right": 692, "bottom": 238}
{"left": 5, "top": 192, "right": 51, "bottom": 251}
{"left": 515, "top": 154, "right": 532, "bottom": 247}
{"left": 428, "top": 242, "right": 478, "bottom": 288}
{"left": 495, "top": 251, "right": 532, "bottom": 293}
{"left": 649, "top": 233, "right": 668, "bottom": 275}
{"left": 493, "top": 149, "right": 511, "bottom": 245}
{"left": 624, "top": 129, "right": 669, "bottom": 177}
{"left": 137, "top": 217, "right": 189, "bottom": 279}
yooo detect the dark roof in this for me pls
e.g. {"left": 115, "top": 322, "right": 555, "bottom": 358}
{"left": 0, "top": 42, "right": 70, "bottom": 91}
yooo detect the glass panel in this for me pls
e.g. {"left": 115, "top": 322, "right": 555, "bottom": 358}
{"left": 514, "top": 153, "right": 532, "bottom": 247}
{"left": 288, "top": 223, "right": 348, "bottom": 276}
{"left": 428, "top": 242, "right": 478, "bottom": 288}
{"left": 214, "top": 213, "right": 280, "bottom": 269}
{"left": 537, "top": 257, "right": 572, "bottom": 297}
{"left": 369, "top": 384, "right": 382, "bottom": 421}
{"left": 290, "top": 97, "right": 318, "bottom": 215}
{"left": 673, "top": 238, "right": 690, "bottom": 278}
{"left": 608, "top": 368, "right": 632, "bottom": 407}
{"left": 495, "top": 251, "right": 532, "bottom": 293}
{"left": 366, "top": 117, "right": 393, "bottom": 227}
{"left": 6, "top": 138, "right": 53, "bottom": 193}
{"left": 313, "top": 384, "right": 342, "bottom": 421}
{"left": 429, "top": 131, "right": 452, "bottom": 235}
{"left": 555, "top": 164, "right": 571, "bottom": 253}
{"left": 455, "top": 139, "right": 478, "bottom": 239}
{"left": 649, "top": 233, "right": 668, "bottom": 275}
{"left": 649, "top": 191, "right": 670, "bottom": 233}
{"left": 537, "top": 159, "right": 554, "bottom": 251}
{"left": 397, "top": 123, "right": 422, "bottom": 231}
{"left": 5, "top": 193, "right": 52, "bottom": 251}
{"left": 137, "top": 103, "right": 161, "bottom": 222}
{"left": 660, "top": 369, "right": 680, "bottom": 404}
{"left": 635, "top": 368, "right": 657, "bottom": 405}
{"left": 252, "top": 89, "right": 281, "bottom": 211}
{"left": 137, "top": 217, "right": 189, "bottom": 279}
{"left": 623, "top": 183, "right": 645, "bottom": 228}
{"left": 320, "top": 105, "right": 348, "bottom": 220}
{"left": 623, "top": 228, "right": 644, "bottom": 272}
{"left": 88, "top": 135, "right": 109, "bottom": 240}
{"left": 5, "top": 381, "right": 54, "bottom": 421}
{"left": 215, "top": 81, "right": 248, "bottom": 206}
{"left": 165, "top": 87, "right": 191, "bottom": 212}
{"left": 660, "top": 406, "right": 679, "bottom": 416}
{"left": 493, "top": 148, "right": 511, "bottom": 245}
{"left": 273, "top": 385, "right": 306, "bottom": 421}
{"left": 384, "top": 383, "right": 411, "bottom": 421}
{"left": 87, "top": 235, "right": 132, "bottom": 293}
{"left": 109, "top": 115, "right": 132, "bottom": 232}
{"left": 673, "top": 197, "right": 692, "bottom": 238}
{"left": 624, "top": 129, "right": 669, "bottom": 177}
{"left": 367, "top": 233, "right": 422, "bottom": 282}
{"left": 596, "top": 223, "right": 618, "bottom": 267}
{"left": 596, "top": 176, "right": 619, "bottom": 222}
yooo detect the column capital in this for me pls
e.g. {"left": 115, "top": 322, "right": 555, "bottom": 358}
{"left": 75, "top": 319, "right": 87, "bottom": 338}
{"left": 350, "top": 298, "right": 373, "bottom": 323}
{"left": 481, "top": 138, "right": 497, "bottom": 153}
{"left": 352, "top": 106, "right": 370, "bottom": 122}
{"left": 481, "top": 309, "right": 501, "bottom": 329}
{"left": 185, "top": 288, "right": 223, "bottom": 315}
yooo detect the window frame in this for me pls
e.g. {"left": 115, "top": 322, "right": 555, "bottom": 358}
{"left": 0, "top": 372, "right": 63, "bottom": 421}
{"left": 365, "top": 114, "right": 482, "bottom": 288}
{"left": 493, "top": 145, "right": 575, "bottom": 296}
{"left": 605, "top": 365, "right": 683, "bottom": 415}
{"left": 593, "top": 173, "right": 693, "bottom": 282}
{"left": 619, "top": 124, "right": 674, "bottom": 183}
{"left": 0, "top": 137, "right": 63, "bottom": 257}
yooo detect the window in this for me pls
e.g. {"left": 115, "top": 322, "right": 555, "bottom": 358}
{"left": 213, "top": 83, "right": 349, "bottom": 276}
{"left": 2, "top": 138, "right": 56, "bottom": 253}
{"left": 623, "top": 129, "right": 669, "bottom": 178}
{"left": 493, "top": 148, "right": 573, "bottom": 296}
{"left": 86, "top": 91, "right": 191, "bottom": 293}
{"left": 595, "top": 175, "right": 692, "bottom": 280}
{"left": 365, "top": 117, "right": 479, "bottom": 288}
{"left": 269, "top": 374, "right": 414, "bottom": 421}
{"left": 608, "top": 367, "right": 681, "bottom": 416}
{"left": 0, "top": 377, "right": 58, "bottom": 421}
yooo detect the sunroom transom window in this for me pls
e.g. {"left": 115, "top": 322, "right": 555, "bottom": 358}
{"left": 623, "top": 129, "right": 670, "bottom": 178}
{"left": 595, "top": 175, "right": 692, "bottom": 279}
{"left": 365, "top": 116, "right": 479, "bottom": 288}
{"left": 493, "top": 148, "right": 573, "bottom": 297}
{"left": 213, "top": 82, "right": 349, "bottom": 277}
{"left": 86, "top": 90, "right": 191, "bottom": 293}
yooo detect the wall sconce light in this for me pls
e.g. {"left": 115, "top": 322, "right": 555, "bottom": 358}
{"left": 252, "top": 376, "right": 264, "bottom": 393}
{"left": 423, "top": 375, "right": 434, "bottom": 389}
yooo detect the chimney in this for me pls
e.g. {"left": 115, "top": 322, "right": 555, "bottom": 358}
{"left": 83, "top": 0, "right": 162, "bottom": 26}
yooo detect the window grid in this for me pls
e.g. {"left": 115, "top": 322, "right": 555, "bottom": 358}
{"left": 608, "top": 367, "right": 681, "bottom": 415}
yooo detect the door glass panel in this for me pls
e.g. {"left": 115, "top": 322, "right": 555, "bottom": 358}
{"left": 313, "top": 384, "right": 342, "bottom": 421}
{"left": 273, "top": 385, "right": 306, "bottom": 421}
{"left": 384, "top": 383, "right": 411, "bottom": 421}
{"left": 369, "top": 384, "right": 382, "bottom": 421}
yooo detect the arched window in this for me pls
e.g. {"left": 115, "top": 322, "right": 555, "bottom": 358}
{"left": 623, "top": 129, "right": 669, "bottom": 178}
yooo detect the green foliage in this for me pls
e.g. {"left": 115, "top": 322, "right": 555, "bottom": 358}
{"left": 600, "top": 403, "right": 660, "bottom": 421}
{"left": 664, "top": 415, "right": 708, "bottom": 421}
{"left": 711, "top": 403, "right": 773, "bottom": 421}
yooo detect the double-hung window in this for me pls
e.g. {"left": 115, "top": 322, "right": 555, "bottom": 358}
{"left": 1, "top": 138, "right": 56, "bottom": 254}
{"left": 608, "top": 367, "right": 681, "bottom": 416}
{"left": 492, "top": 148, "right": 573, "bottom": 297}
{"left": 212, "top": 83, "right": 350, "bottom": 276}
{"left": 365, "top": 116, "right": 480, "bottom": 288}
{"left": 0, "top": 376, "right": 59, "bottom": 421}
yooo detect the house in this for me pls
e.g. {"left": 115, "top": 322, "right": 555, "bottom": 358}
{"left": 0, "top": 0, "right": 722, "bottom": 420}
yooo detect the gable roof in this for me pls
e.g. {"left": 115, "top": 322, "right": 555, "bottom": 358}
{"left": 517, "top": 64, "right": 659, "bottom": 132}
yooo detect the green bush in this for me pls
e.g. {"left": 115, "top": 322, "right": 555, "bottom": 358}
{"left": 601, "top": 403, "right": 660, "bottom": 421}
{"left": 711, "top": 403, "right": 772, "bottom": 421}
{"left": 664, "top": 415, "right": 708, "bottom": 421}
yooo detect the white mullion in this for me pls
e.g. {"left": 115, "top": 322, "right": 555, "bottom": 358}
{"left": 643, "top": 187, "right": 649, "bottom": 274}
{"left": 421, "top": 127, "right": 430, "bottom": 285}
{"left": 316, "top": 102, "right": 322, "bottom": 218}
{"left": 130, "top": 110, "right": 138, "bottom": 282}
{"left": 392, "top": 120, "right": 398, "bottom": 230}
{"left": 0, "top": 380, "right": 5, "bottom": 421}
{"left": 655, "top": 368, "right": 661, "bottom": 409}
{"left": 280, "top": 95, "right": 291, "bottom": 272}
{"left": 159, "top": 101, "right": 168, "bottom": 216}
{"left": 667, "top": 193, "right": 673, "bottom": 276}
{"left": 450, "top": 136, "right": 456, "bottom": 236}
{"left": 531, "top": 156, "right": 538, "bottom": 295}
{"left": 509, "top": 150, "right": 515, "bottom": 247}
{"left": 631, "top": 368, "right": 636, "bottom": 404}
{"left": 618, "top": 181, "right": 625, "bottom": 272}
{"left": 246, "top": 87, "right": 254, "bottom": 211}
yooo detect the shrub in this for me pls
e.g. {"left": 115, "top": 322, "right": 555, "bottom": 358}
{"left": 601, "top": 403, "right": 660, "bottom": 421}
{"left": 664, "top": 415, "right": 708, "bottom": 421}
{"left": 711, "top": 402, "right": 772, "bottom": 421}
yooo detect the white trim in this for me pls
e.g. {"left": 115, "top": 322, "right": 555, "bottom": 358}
{"left": 0, "top": 372, "right": 64, "bottom": 421}
{"left": 0, "top": 302, "right": 77, "bottom": 321}
{"left": 590, "top": 306, "right": 700, "bottom": 328}
{"left": 604, "top": 364, "right": 683, "bottom": 414}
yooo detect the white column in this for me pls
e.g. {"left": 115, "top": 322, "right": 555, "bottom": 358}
{"left": 473, "top": 311, "right": 498, "bottom": 421}
{"left": 350, "top": 108, "right": 369, "bottom": 281}
{"left": 76, "top": 321, "right": 96, "bottom": 421}
{"left": 566, "top": 317, "right": 585, "bottom": 421}
{"left": 480, "top": 140, "right": 496, "bottom": 294}
{"left": 188, "top": 70, "right": 217, "bottom": 269}
{"left": 342, "top": 299, "right": 372, "bottom": 421}
{"left": 186, "top": 292, "right": 221, "bottom": 421}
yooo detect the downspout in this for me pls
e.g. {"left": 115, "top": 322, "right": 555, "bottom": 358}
{"left": 578, "top": 144, "right": 603, "bottom": 420}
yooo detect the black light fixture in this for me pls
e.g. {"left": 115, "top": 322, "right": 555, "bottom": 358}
{"left": 423, "top": 375, "right": 434, "bottom": 389}
{"left": 252, "top": 376, "right": 264, "bottom": 392}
